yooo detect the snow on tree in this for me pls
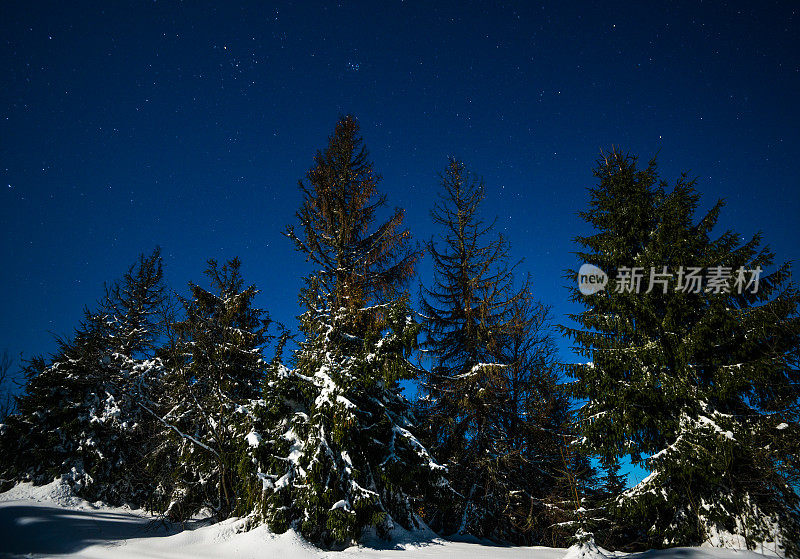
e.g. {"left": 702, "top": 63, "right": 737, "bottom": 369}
{"left": 246, "top": 115, "right": 448, "bottom": 548}
{"left": 562, "top": 529, "right": 611, "bottom": 559}
{"left": 563, "top": 149, "right": 800, "bottom": 555}
{"left": 417, "top": 158, "right": 572, "bottom": 543}
{"left": 0, "top": 249, "right": 167, "bottom": 506}
{"left": 148, "top": 257, "right": 274, "bottom": 521}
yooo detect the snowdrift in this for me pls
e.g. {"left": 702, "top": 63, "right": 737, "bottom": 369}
{"left": 0, "top": 479, "right": 783, "bottom": 559}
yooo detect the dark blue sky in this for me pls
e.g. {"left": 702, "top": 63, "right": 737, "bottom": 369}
{"left": 2, "top": 1, "right": 798, "bottom": 393}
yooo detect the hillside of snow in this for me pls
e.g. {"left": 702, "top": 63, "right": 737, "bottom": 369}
{"left": 0, "top": 479, "right": 782, "bottom": 559}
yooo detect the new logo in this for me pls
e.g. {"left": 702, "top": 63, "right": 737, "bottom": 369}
{"left": 578, "top": 263, "right": 608, "bottom": 295}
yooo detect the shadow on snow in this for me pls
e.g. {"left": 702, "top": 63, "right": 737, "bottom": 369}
{"left": 0, "top": 504, "right": 179, "bottom": 557}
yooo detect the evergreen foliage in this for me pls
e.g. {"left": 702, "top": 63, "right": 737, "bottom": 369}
{"left": 1, "top": 128, "right": 797, "bottom": 556}
{"left": 563, "top": 149, "right": 800, "bottom": 555}
{"left": 151, "top": 257, "right": 273, "bottom": 521}
{"left": 0, "top": 249, "right": 167, "bottom": 506}
{"left": 0, "top": 350, "right": 17, "bottom": 422}
{"left": 248, "top": 115, "right": 447, "bottom": 548}
{"left": 418, "top": 158, "right": 571, "bottom": 543}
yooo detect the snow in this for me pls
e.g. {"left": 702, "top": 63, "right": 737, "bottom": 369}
{"left": 563, "top": 540, "right": 610, "bottom": 559}
{"left": 330, "top": 499, "right": 353, "bottom": 512}
{"left": 313, "top": 367, "right": 356, "bottom": 409}
{"left": 696, "top": 414, "right": 735, "bottom": 440}
{"left": 0, "top": 479, "right": 783, "bottom": 559}
{"left": 456, "top": 362, "right": 506, "bottom": 378}
{"left": 704, "top": 522, "right": 783, "bottom": 556}
{"left": 0, "top": 478, "right": 88, "bottom": 509}
{"left": 273, "top": 471, "right": 292, "bottom": 490}
{"left": 283, "top": 427, "right": 304, "bottom": 465}
{"left": 245, "top": 430, "right": 262, "bottom": 447}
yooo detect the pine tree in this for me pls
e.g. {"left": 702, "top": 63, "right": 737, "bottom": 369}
{"left": 564, "top": 149, "right": 800, "bottom": 555}
{"left": 248, "top": 115, "right": 446, "bottom": 548}
{"left": 583, "top": 459, "right": 628, "bottom": 549}
{"left": 418, "top": 158, "right": 570, "bottom": 542}
{"left": 418, "top": 158, "right": 518, "bottom": 537}
{"left": 151, "top": 257, "right": 273, "bottom": 521}
{"left": 0, "top": 249, "right": 167, "bottom": 506}
{"left": 496, "top": 290, "right": 575, "bottom": 545}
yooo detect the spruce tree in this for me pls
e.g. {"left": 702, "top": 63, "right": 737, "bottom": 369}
{"left": 496, "top": 289, "right": 575, "bottom": 545}
{"left": 151, "top": 257, "right": 272, "bottom": 521}
{"left": 564, "top": 149, "right": 800, "bottom": 555}
{"left": 419, "top": 158, "right": 569, "bottom": 542}
{"left": 0, "top": 350, "right": 15, "bottom": 422}
{"left": 248, "top": 115, "right": 446, "bottom": 548}
{"left": 0, "top": 249, "right": 167, "bottom": 506}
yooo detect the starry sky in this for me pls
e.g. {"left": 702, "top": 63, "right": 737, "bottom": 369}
{"left": 1, "top": 2, "right": 799, "bottom": 402}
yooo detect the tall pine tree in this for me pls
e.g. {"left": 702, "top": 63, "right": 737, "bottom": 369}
{"left": 150, "top": 257, "right": 273, "bottom": 521}
{"left": 564, "top": 149, "right": 800, "bottom": 555}
{"left": 248, "top": 115, "right": 447, "bottom": 548}
{"left": 0, "top": 249, "right": 167, "bottom": 506}
{"left": 419, "top": 158, "right": 569, "bottom": 542}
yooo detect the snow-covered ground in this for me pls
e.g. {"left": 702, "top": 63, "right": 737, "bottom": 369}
{"left": 0, "top": 479, "right": 780, "bottom": 559}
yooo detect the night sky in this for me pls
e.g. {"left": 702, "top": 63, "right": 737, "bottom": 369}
{"left": 2, "top": 2, "right": 799, "bottom": 413}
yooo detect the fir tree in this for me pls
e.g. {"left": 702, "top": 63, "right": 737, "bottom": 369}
{"left": 249, "top": 115, "right": 446, "bottom": 548}
{"left": 495, "top": 290, "right": 575, "bottom": 545}
{"left": 564, "top": 149, "right": 800, "bottom": 555}
{"left": 418, "top": 158, "right": 569, "bottom": 542}
{"left": 151, "top": 257, "right": 273, "bottom": 521}
{"left": 0, "top": 249, "right": 167, "bottom": 506}
{"left": 418, "top": 158, "right": 519, "bottom": 538}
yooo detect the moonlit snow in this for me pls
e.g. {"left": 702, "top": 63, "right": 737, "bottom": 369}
{"left": 0, "top": 479, "right": 782, "bottom": 559}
